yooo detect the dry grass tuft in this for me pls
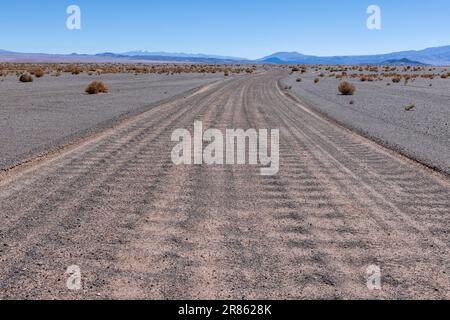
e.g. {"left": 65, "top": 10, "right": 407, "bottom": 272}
{"left": 85, "top": 80, "right": 109, "bottom": 94}
{"left": 338, "top": 81, "right": 355, "bottom": 95}
{"left": 34, "top": 69, "right": 45, "bottom": 78}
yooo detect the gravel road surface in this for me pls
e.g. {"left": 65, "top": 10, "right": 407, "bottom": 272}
{"left": 0, "top": 70, "right": 449, "bottom": 299}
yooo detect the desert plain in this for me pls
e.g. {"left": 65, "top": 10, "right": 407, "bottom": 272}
{"left": 0, "top": 63, "right": 449, "bottom": 299}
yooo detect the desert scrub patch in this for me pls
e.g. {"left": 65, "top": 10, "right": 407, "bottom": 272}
{"left": 314, "top": 78, "right": 320, "bottom": 84}
{"left": 33, "top": 68, "right": 45, "bottom": 78}
{"left": 338, "top": 81, "right": 355, "bottom": 95}
{"left": 19, "top": 73, "right": 33, "bottom": 83}
{"left": 85, "top": 81, "right": 109, "bottom": 94}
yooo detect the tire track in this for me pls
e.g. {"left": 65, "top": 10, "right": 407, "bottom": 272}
{"left": 0, "top": 70, "right": 449, "bottom": 299}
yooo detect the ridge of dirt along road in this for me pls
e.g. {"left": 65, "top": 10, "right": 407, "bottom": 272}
{"left": 0, "top": 70, "right": 449, "bottom": 299}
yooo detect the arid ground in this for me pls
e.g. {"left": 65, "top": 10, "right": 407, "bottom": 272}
{"left": 0, "top": 66, "right": 449, "bottom": 299}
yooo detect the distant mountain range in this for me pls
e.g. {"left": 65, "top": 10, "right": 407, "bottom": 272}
{"left": 120, "top": 50, "right": 247, "bottom": 61}
{"left": 1, "top": 45, "right": 450, "bottom": 65}
{"left": 95, "top": 52, "right": 248, "bottom": 64}
{"left": 379, "top": 58, "right": 427, "bottom": 66}
{"left": 258, "top": 46, "right": 450, "bottom": 65}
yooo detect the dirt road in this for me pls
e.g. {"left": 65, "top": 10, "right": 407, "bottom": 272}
{"left": 0, "top": 70, "right": 449, "bottom": 299}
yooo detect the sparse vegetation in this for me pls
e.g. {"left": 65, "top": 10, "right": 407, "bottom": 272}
{"left": 34, "top": 68, "right": 45, "bottom": 78}
{"left": 314, "top": 78, "right": 320, "bottom": 84}
{"left": 338, "top": 81, "right": 355, "bottom": 95}
{"left": 0, "top": 63, "right": 255, "bottom": 77}
{"left": 85, "top": 81, "right": 109, "bottom": 94}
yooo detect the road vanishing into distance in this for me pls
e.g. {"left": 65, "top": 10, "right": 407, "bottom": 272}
{"left": 0, "top": 70, "right": 449, "bottom": 299}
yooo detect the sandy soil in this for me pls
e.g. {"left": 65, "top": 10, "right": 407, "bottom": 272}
{"left": 0, "top": 72, "right": 223, "bottom": 170}
{"left": 0, "top": 69, "right": 448, "bottom": 300}
{"left": 280, "top": 69, "right": 450, "bottom": 175}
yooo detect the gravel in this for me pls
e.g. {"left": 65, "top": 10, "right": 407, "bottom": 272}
{"left": 281, "top": 69, "right": 450, "bottom": 175}
{"left": 0, "top": 72, "right": 223, "bottom": 170}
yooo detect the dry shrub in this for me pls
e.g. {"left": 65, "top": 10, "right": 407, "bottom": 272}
{"left": 85, "top": 81, "right": 109, "bottom": 94}
{"left": 67, "top": 65, "right": 82, "bottom": 75}
{"left": 338, "top": 81, "right": 355, "bottom": 95}
{"left": 19, "top": 73, "right": 33, "bottom": 83}
{"left": 34, "top": 68, "right": 45, "bottom": 78}
{"left": 314, "top": 78, "right": 320, "bottom": 84}
{"left": 392, "top": 77, "right": 401, "bottom": 83}
{"left": 296, "top": 78, "right": 302, "bottom": 82}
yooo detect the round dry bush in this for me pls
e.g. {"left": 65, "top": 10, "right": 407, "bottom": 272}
{"left": 34, "top": 69, "right": 45, "bottom": 78}
{"left": 19, "top": 73, "right": 33, "bottom": 83}
{"left": 338, "top": 81, "right": 355, "bottom": 95}
{"left": 85, "top": 81, "right": 109, "bottom": 94}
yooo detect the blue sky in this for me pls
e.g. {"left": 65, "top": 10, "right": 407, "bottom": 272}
{"left": 1, "top": 0, "right": 450, "bottom": 59}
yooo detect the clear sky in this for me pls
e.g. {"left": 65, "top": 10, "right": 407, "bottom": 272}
{"left": 1, "top": 0, "right": 450, "bottom": 59}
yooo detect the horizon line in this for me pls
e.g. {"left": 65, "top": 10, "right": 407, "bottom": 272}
{"left": 1, "top": 43, "right": 450, "bottom": 60}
